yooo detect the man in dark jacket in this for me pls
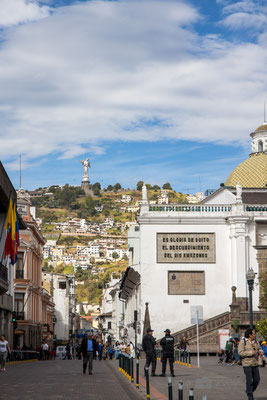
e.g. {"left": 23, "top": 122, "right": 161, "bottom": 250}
{"left": 142, "top": 328, "right": 157, "bottom": 376}
{"left": 81, "top": 332, "right": 97, "bottom": 375}
{"left": 160, "top": 329, "right": 175, "bottom": 377}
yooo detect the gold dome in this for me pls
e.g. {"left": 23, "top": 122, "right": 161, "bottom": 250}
{"left": 255, "top": 123, "right": 267, "bottom": 133}
{"left": 225, "top": 153, "right": 267, "bottom": 188}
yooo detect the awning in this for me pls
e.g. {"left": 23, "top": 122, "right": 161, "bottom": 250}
{"left": 119, "top": 267, "right": 140, "bottom": 300}
{"left": 15, "top": 330, "right": 25, "bottom": 334}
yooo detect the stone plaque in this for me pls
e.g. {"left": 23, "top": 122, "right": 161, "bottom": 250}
{"left": 157, "top": 233, "right": 216, "bottom": 263}
{"left": 168, "top": 271, "right": 205, "bottom": 295}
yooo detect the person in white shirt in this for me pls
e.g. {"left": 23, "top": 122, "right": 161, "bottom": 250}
{"left": 0, "top": 335, "right": 11, "bottom": 372}
{"left": 41, "top": 341, "right": 49, "bottom": 360}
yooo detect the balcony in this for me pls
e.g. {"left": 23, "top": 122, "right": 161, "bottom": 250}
{"left": 15, "top": 312, "right": 25, "bottom": 320}
{"left": 0, "top": 262, "right": 8, "bottom": 295}
{"left": 15, "top": 270, "right": 24, "bottom": 279}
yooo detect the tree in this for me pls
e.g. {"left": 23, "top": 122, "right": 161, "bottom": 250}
{"left": 112, "top": 252, "right": 119, "bottom": 260}
{"left": 93, "top": 188, "right": 101, "bottom": 196}
{"left": 146, "top": 184, "right": 152, "bottom": 190}
{"left": 153, "top": 185, "right": 160, "bottom": 191}
{"left": 163, "top": 182, "right": 172, "bottom": 190}
{"left": 259, "top": 272, "right": 267, "bottom": 309}
{"left": 256, "top": 318, "right": 267, "bottom": 339}
{"left": 113, "top": 183, "right": 121, "bottom": 192}
{"left": 84, "top": 196, "right": 96, "bottom": 216}
{"left": 92, "top": 182, "right": 101, "bottom": 191}
{"left": 107, "top": 185, "right": 113, "bottom": 191}
{"left": 136, "top": 181, "right": 144, "bottom": 191}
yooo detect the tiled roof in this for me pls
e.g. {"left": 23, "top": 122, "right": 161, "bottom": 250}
{"left": 225, "top": 153, "right": 267, "bottom": 188}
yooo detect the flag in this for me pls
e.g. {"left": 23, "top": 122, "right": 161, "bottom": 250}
{"left": 4, "top": 198, "right": 19, "bottom": 264}
{"left": 4, "top": 198, "right": 15, "bottom": 239}
{"left": 11, "top": 207, "right": 20, "bottom": 265}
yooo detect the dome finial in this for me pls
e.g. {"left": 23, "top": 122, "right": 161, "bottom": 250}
{"left": 264, "top": 100, "right": 266, "bottom": 124}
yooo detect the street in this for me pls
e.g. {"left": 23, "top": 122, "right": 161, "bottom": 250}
{"left": 0, "top": 359, "right": 140, "bottom": 400}
{"left": 1, "top": 357, "right": 267, "bottom": 400}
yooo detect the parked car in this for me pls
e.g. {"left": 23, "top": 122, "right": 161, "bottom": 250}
{"left": 56, "top": 346, "right": 66, "bottom": 360}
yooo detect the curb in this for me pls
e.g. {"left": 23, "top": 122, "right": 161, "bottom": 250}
{"left": 7, "top": 359, "right": 38, "bottom": 366}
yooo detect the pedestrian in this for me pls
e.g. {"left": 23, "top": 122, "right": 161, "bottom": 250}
{"left": 81, "top": 333, "right": 97, "bottom": 375}
{"left": 98, "top": 340, "right": 103, "bottom": 361}
{"left": 142, "top": 327, "right": 157, "bottom": 376}
{"left": 224, "top": 337, "right": 234, "bottom": 364}
{"left": 179, "top": 335, "right": 189, "bottom": 362}
{"left": 114, "top": 341, "right": 121, "bottom": 359}
{"left": 238, "top": 328, "right": 264, "bottom": 400}
{"left": 0, "top": 335, "right": 11, "bottom": 372}
{"left": 41, "top": 341, "right": 49, "bottom": 360}
{"left": 260, "top": 341, "right": 267, "bottom": 367}
{"left": 159, "top": 329, "right": 175, "bottom": 377}
{"left": 108, "top": 344, "right": 114, "bottom": 360}
{"left": 66, "top": 343, "right": 71, "bottom": 360}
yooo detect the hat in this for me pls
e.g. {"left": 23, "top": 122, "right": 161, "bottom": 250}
{"left": 262, "top": 341, "right": 267, "bottom": 344}
{"left": 147, "top": 328, "right": 154, "bottom": 333}
{"left": 164, "top": 329, "right": 171, "bottom": 334}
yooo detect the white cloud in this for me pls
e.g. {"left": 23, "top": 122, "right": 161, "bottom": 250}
{"left": 0, "top": 0, "right": 50, "bottom": 27}
{"left": 219, "top": 0, "right": 267, "bottom": 30}
{"left": 0, "top": 0, "right": 267, "bottom": 167}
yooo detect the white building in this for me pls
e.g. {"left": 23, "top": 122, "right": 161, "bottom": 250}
{"left": 50, "top": 273, "right": 78, "bottom": 342}
{"left": 158, "top": 189, "right": 169, "bottom": 205}
{"left": 120, "top": 123, "right": 267, "bottom": 348}
{"left": 121, "top": 194, "right": 132, "bottom": 203}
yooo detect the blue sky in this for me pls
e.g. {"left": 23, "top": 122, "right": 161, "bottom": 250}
{"left": 0, "top": 0, "right": 267, "bottom": 192}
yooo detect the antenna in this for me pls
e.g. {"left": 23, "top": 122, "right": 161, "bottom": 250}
{"left": 264, "top": 101, "right": 266, "bottom": 123}
{"left": 20, "top": 155, "right": 22, "bottom": 189}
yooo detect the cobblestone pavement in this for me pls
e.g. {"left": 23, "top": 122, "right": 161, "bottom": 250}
{"left": 132, "top": 357, "right": 267, "bottom": 400}
{"left": 0, "top": 359, "right": 141, "bottom": 400}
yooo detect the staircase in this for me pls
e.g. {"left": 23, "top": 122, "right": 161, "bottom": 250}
{"left": 157, "top": 311, "right": 231, "bottom": 353}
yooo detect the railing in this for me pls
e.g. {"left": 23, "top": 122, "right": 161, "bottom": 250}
{"left": 170, "top": 312, "right": 231, "bottom": 345}
{"left": 0, "top": 262, "right": 8, "bottom": 281}
{"left": 15, "top": 270, "right": 24, "bottom": 279}
{"left": 246, "top": 205, "right": 267, "bottom": 212}
{"left": 15, "top": 312, "right": 25, "bottom": 320}
{"left": 148, "top": 204, "right": 267, "bottom": 213}
{"left": 9, "top": 350, "right": 38, "bottom": 362}
{"left": 149, "top": 205, "right": 232, "bottom": 213}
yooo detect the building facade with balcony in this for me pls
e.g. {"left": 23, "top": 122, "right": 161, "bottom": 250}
{"left": 0, "top": 162, "right": 24, "bottom": 346}
{"left": 13, "top": 189, "right": 46, "bottom": 348}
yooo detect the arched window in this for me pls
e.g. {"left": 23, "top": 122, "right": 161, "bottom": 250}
{"left": 258, "top": 140, "right": 263, "bottom": 152}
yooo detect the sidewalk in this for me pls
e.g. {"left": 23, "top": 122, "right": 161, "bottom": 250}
{"left": 110, "top": 357, "right": 267, "bottom": 400}
{"left": 0, "top": 358, "right": 141, "bottom": 400}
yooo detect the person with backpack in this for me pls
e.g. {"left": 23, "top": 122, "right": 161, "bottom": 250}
{"left": 224, "top": 337, "right": 234, "bottom": 364}
{"left": 238, "top": 328, "right": 264, "bottom": 400}
{"left": 159, "top": 329, "right": 175, "bottom": 377}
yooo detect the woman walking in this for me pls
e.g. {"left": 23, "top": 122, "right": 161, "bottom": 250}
{"left": 0, "top": 335, "right": 11, "bottom": 372}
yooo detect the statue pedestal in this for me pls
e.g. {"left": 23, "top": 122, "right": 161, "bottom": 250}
{"left": 81, "top": 181, "right": 93, "bottom": 196}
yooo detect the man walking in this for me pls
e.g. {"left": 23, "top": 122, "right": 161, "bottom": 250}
{"left": 142, "top": 328, "right": 157, "bottom": 376}
{"left": 160, "top": 329, "right": 175, "bottom": 377}
{"left": 81, "top": 332, "right": 97, "bottom": 375}
{"left": 238, "top": 328, "right": 264, "bottom": 400}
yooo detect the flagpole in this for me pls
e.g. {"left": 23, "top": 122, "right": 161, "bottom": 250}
{"left": 0, "top": 192, "right": 13, "bottom": 264}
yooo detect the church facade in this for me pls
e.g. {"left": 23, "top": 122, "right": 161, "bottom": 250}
{"left": 120, "top": 122, "right": 267, "bottom": 345}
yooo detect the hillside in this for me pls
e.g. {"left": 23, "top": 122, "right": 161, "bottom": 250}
{"left": 32, "top": 183, "right": 189, "bottom": 307}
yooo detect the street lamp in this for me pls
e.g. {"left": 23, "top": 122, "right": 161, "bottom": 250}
{"left": 246, "top": 267, "right": 256, "bottom": 329}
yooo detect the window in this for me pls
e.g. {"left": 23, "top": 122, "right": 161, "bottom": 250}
{"left": 15, "top": 293, "right": 24, "bottom": 313}
{"left": 258, "top": 141, "right": 263, "bottom": 152}
{"left": 58, "top": 281, "right": 66, "bottom": 290}
{"left": 108, "top": 321, "right": 112, "bottom": 329}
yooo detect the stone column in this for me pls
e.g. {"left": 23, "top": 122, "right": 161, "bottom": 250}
{"left": 229, "top": 207, "right": 250, "bottom": 299}
{"left": 255, "top": 247, "right": 267, "bottom": 309}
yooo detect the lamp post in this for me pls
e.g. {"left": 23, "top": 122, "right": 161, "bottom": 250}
{"left": 246, "top": 267, "right": 256, "bottom": 329}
